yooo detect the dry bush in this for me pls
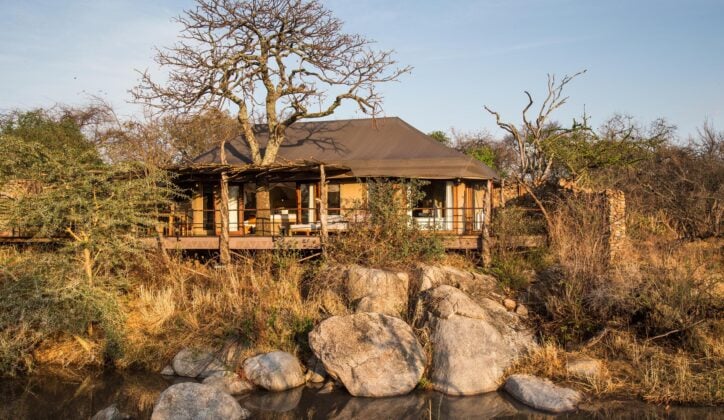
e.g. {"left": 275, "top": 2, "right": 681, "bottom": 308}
{"left": 526, "top": 192, "right": 724, "bottom": 404}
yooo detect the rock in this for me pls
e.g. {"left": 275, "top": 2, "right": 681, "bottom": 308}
{"left": 241, "top": 386, "right": 303, "bottom": 413}
{"left": 503, "top": 298, "right": 517, "bottom": 311}
{"left": 309, "top": 312, "right": 426, "bottom": 397}
{"left": 151, "top": 382, "right": 250, "bottom": 420}
{"left": 202, "top": 371, "right": 255, "bottom": 395}
{"left": 566, "top": 354, "right": 603, "bottom": 380}
{"left": 242, "top": 351, "right": 305, "bottom": 391}
{"left": 160, "top": 365, "right": 175, "bottom": 376}
{"left": 515, "top": 304, "right": 529, "bottom": 317}
{"left": 171, "top": 348, "right": 226, "bottom": 379}
{"left": 305, "top": 356, "right": 327, "bottom": 383}
{"left": 421, "top": 285, "right": 536, "bottom": 396}
{"left": 316, "top": 380, "right": 339, "bottom": 394}
{"left": 92, "top": 405, "right": 127, "bottom": 420}
{"left": 417, "top": 265, "right": 497, "bottom": 295}
{"left": 345, "top": 265, "right": 408, "bottom": 316}
{"left": 503, "top": 374, "right": 582, "bottom": 413}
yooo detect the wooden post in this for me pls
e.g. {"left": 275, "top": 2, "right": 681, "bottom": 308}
{"left": 500, "top": 179, "right": 506, "bottom": 207}
{"left": 482, "top": 179, "right": 493, "bottom": 267}
{"left": 219, "top": 140, "right": 231, "bottom": 265}
{"left": 318, "top": 164, "right": 328, "bottom": 253}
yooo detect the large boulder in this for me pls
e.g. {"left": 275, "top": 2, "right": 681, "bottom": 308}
{"left": 151, "top": 382, "right": 250, "bottom": 420}
{"left": 309, "top": 312, "right": 426, "bottom": 397}
{"left": 242, "top": 351, "right": 305, "bottom": 391}
{"left": 344, "top": 265, "right": 409, "bottom": 316}
{"left": 503, "top": 374, "right": 582, "bottom": 413}
{"left": 171, "top": 348, "right": 226, "bottom": 379}
{"left": 421, "top": 285, "right": 536, "bottom": 395}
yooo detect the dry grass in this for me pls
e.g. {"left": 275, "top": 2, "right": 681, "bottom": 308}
{"left": 521, "top": 193, "right": 724, "bottom": 405}
{"left": 118, "top": 251, "right": 321, "bottom": 370}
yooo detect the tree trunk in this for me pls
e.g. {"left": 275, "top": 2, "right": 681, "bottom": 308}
{"left": 522, "top": 182, "right": 553, "bottom": 235}
{"left": 256, "top": 178, "right": 272, "bottom": 235}
{"left": 219, "top": 171, "right": 231, "bottom": 265}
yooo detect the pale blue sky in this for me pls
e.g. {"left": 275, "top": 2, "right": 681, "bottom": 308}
{"left": 1, "top": 0, "right": 722, "bottom": 139}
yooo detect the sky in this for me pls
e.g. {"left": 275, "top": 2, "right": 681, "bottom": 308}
{"left": 1, "top": 0, "right": 723, "bottom": 140}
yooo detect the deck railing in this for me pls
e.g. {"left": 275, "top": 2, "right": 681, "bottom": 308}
{"left": 157, "top": 206, "right": 489, "bottom": 238}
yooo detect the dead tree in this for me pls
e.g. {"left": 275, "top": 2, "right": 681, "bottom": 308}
{"left": 484, "top": 71, "right": 586, "bottom": 231}
{"left": 132, "top": 0, "right": 410, "bottom": 224}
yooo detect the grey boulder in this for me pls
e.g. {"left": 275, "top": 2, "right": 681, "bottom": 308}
{"left": 421, "top": 285, "right": 536, "bottom": 395}
{"left": 344, "top": 265, "right": 409, "bottom": 316}
{"left": 151, "top": 382, "right": 250, "bottom": 420}
{"left": 242, "top": 351, "right": 305, "bottom": 391}
{"left": 309, "top": 312, "right": 426, "bottom": 397}
{"left": 504, "top": 374, "right": 582, "bottom": 413}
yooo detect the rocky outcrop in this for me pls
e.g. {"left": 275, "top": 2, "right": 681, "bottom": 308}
{"left": 566, "top": 354, "right": 603, "bottom": 380}
{"left": 309, "top": 312, "right": 426, "bottom": 397}
{"left": 242, "top": 351, "right": 305, "bottom": 391}
{"left": 344, "top": 265, "right": 409, "bottom": 316}
{"left": 202, "top": 371, "right": 255, "bottom": 395}
{"left": 420, "top": 285, "right": 535, "bottom": 395}
{"left": 151, "top": 382, "right": 250, "bottom": 420}
{"left": 171, "top": 348, "right": 226, "bottom": 379}
{"left": 91, "top": 405, "right": 127, "bottom": 420}
{"left": 504, "top": 374, "right": 582, "bottom": 413}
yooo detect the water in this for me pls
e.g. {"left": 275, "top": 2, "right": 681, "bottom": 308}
{"left": 0, "top": 371, "right": 720, "bottom": 419}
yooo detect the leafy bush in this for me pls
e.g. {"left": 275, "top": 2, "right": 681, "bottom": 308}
{"left": 326, "top": 179, "right": 444, "bottom": 268}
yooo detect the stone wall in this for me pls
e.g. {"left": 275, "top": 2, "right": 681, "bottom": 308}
{"left": 603, "top": 189, "right": 627, "bottom": 265}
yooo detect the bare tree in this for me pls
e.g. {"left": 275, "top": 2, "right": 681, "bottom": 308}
{"left": 132, "top": 0, "right": 409, "bottom": 261}
{"left": 484, "top": 71, "right": 587, "bottom": 230}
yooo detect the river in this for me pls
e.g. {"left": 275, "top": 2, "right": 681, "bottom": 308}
{"left": 0, "top": 371, "right": 719, "bottom": 419}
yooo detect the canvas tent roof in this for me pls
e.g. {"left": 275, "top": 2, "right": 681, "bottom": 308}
{"left": 192, "top": 117, "right": 498, "bottom": 180}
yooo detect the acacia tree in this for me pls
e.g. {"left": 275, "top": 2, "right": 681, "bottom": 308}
{"left": 132, "top": 0, "right": 409, "bottom": 257}
{"left": 484, "top": 71, "right": 587, "bottom": 230}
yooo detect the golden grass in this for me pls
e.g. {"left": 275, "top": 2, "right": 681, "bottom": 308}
{"left": 118, "top": 251, "right": 322, "bottom": 371}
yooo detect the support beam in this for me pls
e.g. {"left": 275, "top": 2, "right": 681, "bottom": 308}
{"left": 318, "top": 164, "right": 328, "bottom": 253}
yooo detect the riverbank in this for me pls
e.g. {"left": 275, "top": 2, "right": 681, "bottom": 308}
{"left": 1, "top": 370, "right": 720, "bottom": 419}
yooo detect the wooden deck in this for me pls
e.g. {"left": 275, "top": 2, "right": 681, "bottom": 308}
{"left": 142, "top": 234, "right": 486, "bottom": 250}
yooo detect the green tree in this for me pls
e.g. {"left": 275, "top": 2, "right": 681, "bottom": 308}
{"left": 428, "top": 130, "right": 451, "bottom": 146}
{"left": 0, "top": 109, "right": 175, "bottom": 283}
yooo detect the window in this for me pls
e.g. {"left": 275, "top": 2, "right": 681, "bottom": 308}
{"left": 202, "top": 185, "right": 215, "bottom": 232}
{"left": 270, "top": 182, "right": 297, "bottom": 212}
{"left": 413, "top": 181, "right": 447, "bottom": 218}
{"left": 327, "top": 184, "right": 341, "bottom": 216}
